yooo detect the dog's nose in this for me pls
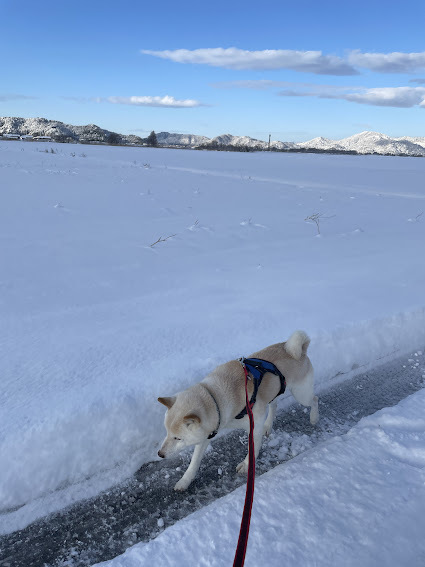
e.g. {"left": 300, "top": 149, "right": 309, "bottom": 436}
{"left": 158, "top": 450, "right": 165, "bottom": 458}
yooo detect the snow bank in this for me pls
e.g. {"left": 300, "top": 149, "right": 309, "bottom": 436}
{"left": 95, "top": 388, "right": 425, "bottom": 567}
{"left": 1, "top": 141, "right": 425, "bottom": 521}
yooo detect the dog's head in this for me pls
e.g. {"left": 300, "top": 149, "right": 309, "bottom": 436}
{"left": 157, "top": 395, "right": 208, "bottom": 458}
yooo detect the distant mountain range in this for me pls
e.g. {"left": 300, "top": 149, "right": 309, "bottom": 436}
{"left": 296, "top": 131, "right": 425, "bottom": 157}
{"left": 0, "top": 117, "right": 144, "bottom": 146}
{"left": 157, "top": 130, "right": 425, "bottom": 156}
{"left": 1, "top": 117, "right": 425, "bottom": 157}
{"left": 156, "top": 132, "right": 296, "bottom": 151}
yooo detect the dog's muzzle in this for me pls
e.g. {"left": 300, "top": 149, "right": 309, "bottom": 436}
{"left": 158, "top": 450, "right": 165, "bottom": 458}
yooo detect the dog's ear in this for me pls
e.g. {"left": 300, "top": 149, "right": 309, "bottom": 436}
{"left": 183, "top": 413, "right": 201, "bottom": 426}
{"left": 158, "top": 396, "right": 176, "bottom": 409}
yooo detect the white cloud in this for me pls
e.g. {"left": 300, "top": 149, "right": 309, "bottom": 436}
{"left": 213, "top": 79, "right": 425, "bottom": 108}
{"left": 107, "top": 95, "right": 204, "bottom": 108}
{"left": 348, "top": 50, "right": 425, "bottom": 73}
{"left": 342, "top": 87, "right": 425, "bottom": 107}
{"left": 142, "top": 47, "right": 425, "bottom": 75}
{"left": 279, "top": 85, "right": 425, "bottom": 108}
{"left": 141, "top": 48, "right": 358, "bottom": 75}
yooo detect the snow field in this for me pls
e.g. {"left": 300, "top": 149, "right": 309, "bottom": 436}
{"left": 0, "top": 141, "right": 425, "bottom": 525}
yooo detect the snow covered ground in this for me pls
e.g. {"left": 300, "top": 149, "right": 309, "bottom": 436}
{"left": 1, "top": 141, "right": 425, "bottom": 547}
{"left": 96, "top": 387, "right": 425, "bottom": 567}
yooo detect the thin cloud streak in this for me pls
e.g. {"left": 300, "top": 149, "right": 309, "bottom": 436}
{"left": 142, "top": 48, "right": 358, "bottom": 76}
{"left": 107, "top": 95, "right": 205, "bottom": 108}
{"left": 348, "top": 50, "right": 425, "bottom": 73}
{"left": 279, "top": 86, "right": 425, "bottom": 108}
{"left": 211, "top": 79, "right": 297, "bottom": 90}
{"left": 61, "top": 96, "right": 103, "bottom": 103}
{"left": 143, "top": 47, "right": 425, "bottom": 75}
{"left": 61, "top": 95, "right": 205, "bottom": 108}
{"left": 0, "top": 93, "right": 37, "bottom": 101}
{"left": 211, "top": 79, "right": 362, "bottom": 92}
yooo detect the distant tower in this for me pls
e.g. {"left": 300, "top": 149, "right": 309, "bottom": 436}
{"left": 268, "top": 134, "right": 271, "bottom": 150}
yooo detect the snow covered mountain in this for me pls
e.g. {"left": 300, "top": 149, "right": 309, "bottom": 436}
{"left": 156, "top": 132, "right": 295, "bottom": 150}
{"left": 156, "top": 131, "right": 210, "bottom": 147}
{"left": 337, "top": 131, "right": 425, "bottom": 156}
{"left": 208, "top": 133, "right": 296, "bottom": 150}
{"left": 1, "top": 117, "right": 424, "bottom": 156}
{"left": 189, "top": 130, "right": 425, "bottom": 156}
{"left": 0, "top": 117, "right": 144, "bottom": 145}
{"left": 296, "top": 136, "right": 345, "bottom": 152}
{"left": 299, "top": 131, "right": 425, "bottom": 156}
{"left": 393, "top": 135, "right": 425, "bottom": 150}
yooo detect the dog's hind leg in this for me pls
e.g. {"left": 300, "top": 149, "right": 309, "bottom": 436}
{"left": 288, "top": 370, "right": 319, "bottom": 425}
{"left": 263, "top": 399, "right": 277, "bottom": 437}
{"left": 174, "top": 439, "right": 210, "bottom": 492}
{"left": 309, "top": 395, "right": 319, "bottom": 425}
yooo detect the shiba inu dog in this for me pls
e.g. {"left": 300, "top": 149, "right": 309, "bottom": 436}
{"left": 158, "top": 330, "right": 319, "bottom": 491}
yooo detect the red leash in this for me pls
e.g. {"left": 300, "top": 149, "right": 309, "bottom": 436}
{"left": 233, "top": 364, "right": 255, "bottom": 567}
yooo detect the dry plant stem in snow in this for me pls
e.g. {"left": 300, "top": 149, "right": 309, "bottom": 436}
{"left": 304, "top": 212, "right": 335, "bottom": 235}
{"left": 150, "top": 234, "right": 176, "bottom": 247}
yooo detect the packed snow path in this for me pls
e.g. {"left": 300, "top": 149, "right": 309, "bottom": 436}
{"left": 1, "top": 352, "right": 424, "bottom": 567}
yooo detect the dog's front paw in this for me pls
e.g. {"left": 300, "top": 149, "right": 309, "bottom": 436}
{"left": 174, "top": 477, "right": 190, "bottom": 492}
{"left": 236, "top": 460, "right": 248, "bottom": 475}
{"left": 263, "top": 423, "right": 272, "bottom": 437}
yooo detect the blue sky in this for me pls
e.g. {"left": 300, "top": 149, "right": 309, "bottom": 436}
{"left": 1, "top": 0, "right": 425, "bottom": 142}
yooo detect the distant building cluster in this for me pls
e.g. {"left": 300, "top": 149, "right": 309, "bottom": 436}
{"left": 0, "top": 134, "right": 52, "bottom": 141}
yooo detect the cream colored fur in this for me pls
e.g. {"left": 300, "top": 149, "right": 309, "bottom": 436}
{"left": 158, "top": 330, "right": 319, "bottom": 491}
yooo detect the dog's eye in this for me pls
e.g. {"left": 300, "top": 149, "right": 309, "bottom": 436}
{"left": 174, "top": 437, "right": 181, "bottom": 441}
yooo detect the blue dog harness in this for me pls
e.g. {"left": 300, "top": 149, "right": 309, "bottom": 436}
{"left": 202, "top": 357, "right": 287, "bottom": 439}
{"left": 235, "top": 357, "right": 286, "bottom": 419}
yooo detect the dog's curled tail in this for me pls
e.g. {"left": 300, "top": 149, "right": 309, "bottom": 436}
{"left": 284, "top": 330, "right": 310, "bottom": 361}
